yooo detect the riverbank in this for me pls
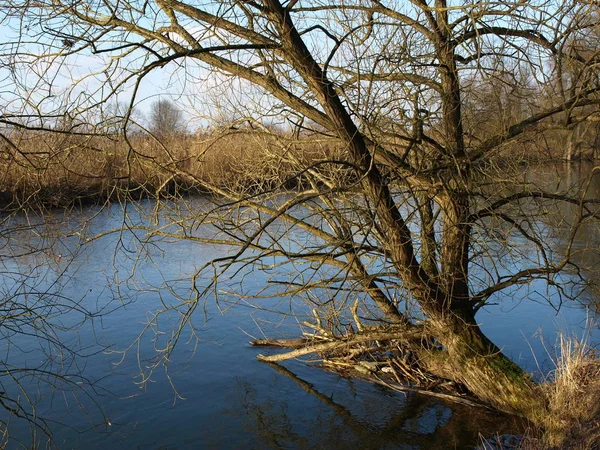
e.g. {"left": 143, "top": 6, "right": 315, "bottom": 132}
{"left": 2, "top": 128, "right": 597, "bottom": 212}
{"left": 520, "top": 336, "right": 600, "bottom": 449}
{"left": 0, "top": 128, "right": 344, "bottom": 211}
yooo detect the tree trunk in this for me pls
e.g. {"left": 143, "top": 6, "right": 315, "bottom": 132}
{"left": 422, "top": 310, "right": 545, "bottom": 420}
{"left": 262, "top": 0, "right": 548, "bottom": 424}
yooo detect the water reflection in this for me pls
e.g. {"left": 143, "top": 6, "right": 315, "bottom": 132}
{"left": 230, "top": 362, "right": 522, "bottom": 450}
{"left": 472, "top": 162, "right": 600, "bottom": 317}
{"left": 526, "top": 163, "right": 600, "bottom": 312}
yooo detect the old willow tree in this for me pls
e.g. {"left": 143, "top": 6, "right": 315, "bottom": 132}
{"left": 1, "top": 0, "right": 599, "bottom": 421}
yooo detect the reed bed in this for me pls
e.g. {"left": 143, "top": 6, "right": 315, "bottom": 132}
{"left": 0, "top": 129, "right": 345, "bottom": 210}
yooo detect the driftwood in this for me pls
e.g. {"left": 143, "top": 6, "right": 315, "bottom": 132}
{"left": 255, "top": 327, "right": 426, "bottom": 362}
{"left": 250, "top": 337, "right": 308, "bottom": 348}
{"left": 252, "top": 326, "right": 491, "bottom": 410}
{"left": 370, "top": 373, "right": 491, "bottom": 409}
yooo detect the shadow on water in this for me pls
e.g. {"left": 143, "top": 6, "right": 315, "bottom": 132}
{"left": 227, "top": 361, "right": 524, "bottom": 450}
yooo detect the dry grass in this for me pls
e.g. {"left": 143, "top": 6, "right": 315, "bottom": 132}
{"left": 0, "top": 129, "right": 345, "bottom": 210}
{"left": 520, "top": 334, "right": 600, "bottom": 450}
{"left": 2, "top": 124, "right": 596, "bottom": 211}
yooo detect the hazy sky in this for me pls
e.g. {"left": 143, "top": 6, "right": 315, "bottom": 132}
{"left": 0, "top": 17, "right": 222, "bottom": 130}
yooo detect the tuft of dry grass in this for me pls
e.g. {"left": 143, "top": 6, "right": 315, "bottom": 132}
{"left": 521, "top": 334, "right": 600, "bottom": 450}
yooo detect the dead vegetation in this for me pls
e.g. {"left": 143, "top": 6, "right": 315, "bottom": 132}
{"left": 520, "top": 336, "right": 600, "bottom": 450}
{"left": 252, "top": 315, "right": 500, "bottom": 411}
{"left": 2, "top": 124, "right": 598, "bottom": 212}
{"left": 0, "top": 128, "right": 346, "bottom": 210}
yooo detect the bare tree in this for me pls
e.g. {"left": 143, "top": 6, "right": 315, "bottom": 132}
{"left": 149, "top": 99, "right": 185, "bottom": 139}
{"left": 0, "top": 0, "right": 599, "bottom": 433}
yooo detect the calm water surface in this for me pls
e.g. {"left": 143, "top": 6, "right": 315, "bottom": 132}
{"left": 0, "top": 164, "right": 598, "bottom": 449}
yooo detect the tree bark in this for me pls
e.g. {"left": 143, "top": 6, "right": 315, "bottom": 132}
{"left": 421, "top": 310, "right": 545, "bottom": 419}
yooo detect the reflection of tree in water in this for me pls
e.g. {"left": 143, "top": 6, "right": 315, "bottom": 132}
{"left": 477, "top": 163, "right": 600, "bottom": 315}
{"left": 231, "top": 363, "right": 522, "bottom": 449}
{"left": 527, "top": 163, "right": 600, "bottom": 313}
{"left": 0, "top": 214, "right": 112, "bottom": 445}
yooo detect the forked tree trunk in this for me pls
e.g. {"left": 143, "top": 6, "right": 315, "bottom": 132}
{"left": 263, "top": 0, "right": 548, "bottom": 422}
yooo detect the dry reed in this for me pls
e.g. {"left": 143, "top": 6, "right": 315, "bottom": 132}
{"left": 0, "top": 129, "right": 345, "bottom": 210}
{"left": 521, "top": 333, "right": 600, "bottom": 449}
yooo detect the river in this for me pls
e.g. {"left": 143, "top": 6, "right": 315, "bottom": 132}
{"left": 0, "top": 163, "right": 598, "bottom": 449}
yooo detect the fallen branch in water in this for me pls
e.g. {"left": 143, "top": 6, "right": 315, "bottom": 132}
{"left": 253, "top": 326, "right": 426, "bottom": 362}
{"left": 370, "top": 373, "right": 491, "bottom": 409}
{"left": 251, "top": 325, "right": 494, "bottom": 410}
{"left": 250, "top": 337, "right": 308, "bottom": 348}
